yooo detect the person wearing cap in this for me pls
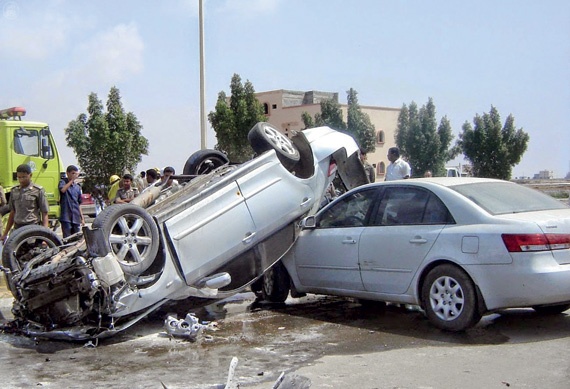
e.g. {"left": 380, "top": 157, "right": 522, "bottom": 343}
{"left": 58, "top": 165, "right": 85, "bottom": 238}
{"left": 107, "top": 174, "right": 121, "bottom": 205}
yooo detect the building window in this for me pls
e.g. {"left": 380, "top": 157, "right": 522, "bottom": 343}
{"left": 263, "top": 103, "right": 269, "bottom": 115}
{"left": 377, "top": 161, "right": 386, "bottom": 175}
{"left": 377, "top": 130, "right": 385, "bottom": 144}
{"left": 272, "top": 104, "right": 277, "bottom": 109}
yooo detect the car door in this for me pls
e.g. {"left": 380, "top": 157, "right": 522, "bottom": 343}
{"left": 236, "top": 153, "right": 315, "bottom": 239}
{"left": 164, "top": 180, "right": 257, "bottom": 284}
{"left": 359, "top": 186, "right": 448, "bottom": 294}
{"left": 294, "top": 188, "right": 379, "bottom": 291}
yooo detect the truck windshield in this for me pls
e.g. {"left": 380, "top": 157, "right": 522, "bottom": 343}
{"left": 14, "top": 127, "right": 54, "bottom": 158}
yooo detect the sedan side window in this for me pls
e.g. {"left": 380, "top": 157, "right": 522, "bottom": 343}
{"left": 424, "top": 194, "right": 454, "bottom": 224}
{"left": 372, "top": 187, "right": 452, "bottom": 226}
{"left": 318, "top": 189, "right": 378, "bottom": 228}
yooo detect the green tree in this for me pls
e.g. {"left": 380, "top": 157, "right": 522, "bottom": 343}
{"left": 395, "top": 98, "right": 456, "bottom": 177}
{"left": 457, "top": 106, "right": 528, "bottom": 179}
{"left": 208, "top": 74, "right": 266, "bottom": 162}
{"left": 64, "top": 86, "right": 148, "bottom": 192}
{"left": 316, "top": 98, "right": 347, "bottom": 131}
{"left": 346, "top": 88, "right": 376, "bottom": 153}
{"left": 301, "top": 111, "right": 315, "bottom": 129}
{"left": 302, "top": 98, "right": 346, "bottom": 131}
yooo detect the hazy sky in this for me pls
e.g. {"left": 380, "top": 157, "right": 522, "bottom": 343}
{"left": 1, "top": 0, "right": 569, "bottom": 178}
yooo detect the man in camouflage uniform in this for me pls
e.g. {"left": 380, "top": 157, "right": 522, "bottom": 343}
{"left": 0, "top": 164, "right": 49, "bottom": 242}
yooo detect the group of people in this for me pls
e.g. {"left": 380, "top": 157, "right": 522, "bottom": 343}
{"left": 108, "top": 166, "right": 180, "bottom": 204}
{"left": 0, "top": 164, "right": 182, "bottom": 243}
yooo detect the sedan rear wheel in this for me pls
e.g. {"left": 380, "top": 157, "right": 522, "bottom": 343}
{"left": 421, "top": 264, "right": 481, "bottom": 331}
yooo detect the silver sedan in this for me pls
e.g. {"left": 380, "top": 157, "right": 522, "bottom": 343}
{"left": 280, "top": 177, "right": 570, "bottom": 331}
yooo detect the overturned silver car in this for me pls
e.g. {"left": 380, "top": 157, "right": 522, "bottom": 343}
{"left": 1, "top": 123, "right": 368, "bottom": 340}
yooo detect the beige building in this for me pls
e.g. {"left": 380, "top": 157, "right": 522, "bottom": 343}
{"left": 255, "top": 89, "right": 401, "bottom": 181}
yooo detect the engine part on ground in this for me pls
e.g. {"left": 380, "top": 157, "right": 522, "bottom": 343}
{"left": 164, "top": 313, "right": 205, "bottom": 339}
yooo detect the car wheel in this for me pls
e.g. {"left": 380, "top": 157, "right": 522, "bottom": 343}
{"left": 532, "top": 303, "right": 570, "bottom": 315}
{"left": 1, "top": 225, "right": 62, "bottom": 296}
{"left": 261, "top": 261, "right": 291, "bottom": 303}
{"left": 183, "top": 149, "right": 229, "bottom": 175}
{"left": 248, "top": 122, "right": 300, "bottom": 171}
{"left": 250, "top": 277, "right": 263, "bottom": 299}
{"left": 92, "top": 204, "right": 160, "bottom": 275}
{"left": 421, "top": 264, "right": 481, "bottom": 331}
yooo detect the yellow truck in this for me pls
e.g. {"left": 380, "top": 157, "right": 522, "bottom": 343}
{"left": 0, "top": 107, "right": 64, "bottom": 229}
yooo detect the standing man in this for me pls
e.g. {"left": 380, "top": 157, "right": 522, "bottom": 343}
{"left": 0, "top": 164, "right": 50, "bottom": 242}
{"left": 113, "top": 174, "right": 139, "bottom": 203}
{"left": 385, "top": 147, "right": 411, "bottom": 181}
{"left": 59, "top": 165, "right": 85, "bottom": 238}
{"left": 143, "top": 168, "right": 160, "bottom": 190}
{"left": 360, "top": 150, "right": 376, "bottom": 183}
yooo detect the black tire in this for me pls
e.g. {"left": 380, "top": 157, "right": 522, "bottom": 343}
{"left": 421, "top": 264, "right": 481, "bottom": 331}
{"left": 248, "top": 122, "right": 300, "bottom": 171}
{"left": 250, "top": 277, "right": 263, "bottom": 298}
{"left": 532, "top": 303, "right": 570, "bottom": 315}
{"left": 92, "top": 204, "right": 159, "bottom": 275}
{"left": 1, "top": 225, "right": 62, "bottom": 295}
{"left": 183, "top": 149, "right": 229, "bottom": 175}
{"left": 261, "top": 261, "right": 291, "bottom": 303}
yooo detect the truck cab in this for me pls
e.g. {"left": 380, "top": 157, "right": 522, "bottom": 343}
{"left": 0, "top": 107, "right": 64, "bottom": 228}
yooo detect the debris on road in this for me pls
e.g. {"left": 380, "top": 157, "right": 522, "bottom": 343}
{"left": 164, "top": 312, "right": 216, "bottom": 340}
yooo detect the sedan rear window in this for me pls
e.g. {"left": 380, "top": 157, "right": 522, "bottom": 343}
{"left": 450, "top": 182, "right": 568, "bottom": 215}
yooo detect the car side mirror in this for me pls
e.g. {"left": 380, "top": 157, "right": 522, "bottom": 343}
{"left": 301, "top": 215, "right": 317, "bottom": 229}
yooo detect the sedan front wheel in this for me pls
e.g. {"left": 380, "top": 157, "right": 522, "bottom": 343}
{"left": 421, "top": 264, "right": 481, "bottom": 332}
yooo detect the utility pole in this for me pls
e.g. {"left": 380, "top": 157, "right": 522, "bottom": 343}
{"left": 199, "top": 0, "right": 207, "bottom": 149}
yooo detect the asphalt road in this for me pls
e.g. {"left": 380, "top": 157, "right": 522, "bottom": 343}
{"left": 1, "top": 288, "right": 569, "bottom": 389}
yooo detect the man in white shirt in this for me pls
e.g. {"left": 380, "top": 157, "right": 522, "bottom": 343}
{"left": 385, "top": 147, "right": 411, "bottom": 181}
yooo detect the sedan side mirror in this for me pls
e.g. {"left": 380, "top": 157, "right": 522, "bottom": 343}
{"left": 301, "top": 215, "right": 317, "bottom": 229}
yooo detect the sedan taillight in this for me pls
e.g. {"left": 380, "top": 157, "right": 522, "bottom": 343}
{"left": 328, "top": 160, "right": 337, "bottom": 177}
{"left": 502, "top": 233, "right": 570, "bottom": 252}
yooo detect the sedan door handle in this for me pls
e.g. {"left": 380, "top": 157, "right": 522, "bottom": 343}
{"left": 242, "top": 232, "right": 256, "bottom": 244}
{"left": 409, "top": 236, "right": 428, "bottom": 244}
{"left": 342, "top": 238, "right": 357, "bottom": 244}
{"left": 300, "top": 197, "right": 312, "bottom": 208}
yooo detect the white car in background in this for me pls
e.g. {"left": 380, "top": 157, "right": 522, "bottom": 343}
{"left": 271, "top": 177, "right": 570, "bottom": 331}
